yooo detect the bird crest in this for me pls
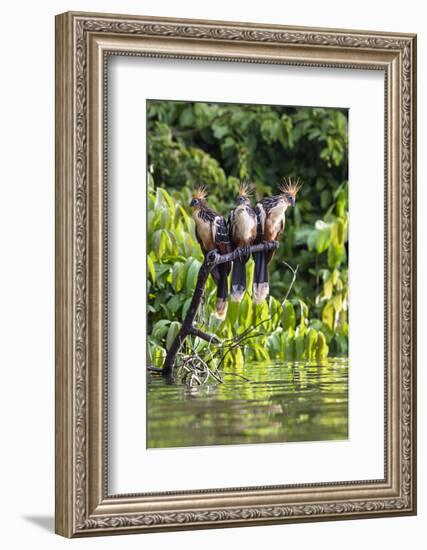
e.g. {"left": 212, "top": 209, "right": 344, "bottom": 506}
{"left": 192, "top": 185, "right": 208, "bottom": 201}
{"left": 238, "top": 181, "right": 254, "bottom": 198}
{"left": 280, "top": 178, "right": 302, "bottom": 198}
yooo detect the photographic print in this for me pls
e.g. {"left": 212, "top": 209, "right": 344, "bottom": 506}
{"left": 147, "top": 99, "right": 349, "bottom": 449}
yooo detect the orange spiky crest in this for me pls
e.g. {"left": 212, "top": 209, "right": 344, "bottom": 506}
{"left": 238, "top": 181, "right": 254, "bottom": 198}
{"left": 280, "top": 177, "right": 302, "bottom": 198}
{"left": 193, "top": 185, "right": 208, "bottom": 201}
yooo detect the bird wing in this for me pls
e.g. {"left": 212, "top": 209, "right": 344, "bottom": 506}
{"left": 194, "top": 207, "right": 217, "bottom": 256}
{"left": 194, "top": 225, "right": 208, "bottom": 256}
{"left": 266, "top": 216, "right": 285, "bottom": 264}
{"left": 258, "top": 197, "right": 286, "bottom": 264}
{"left": 254, "top": 204, "right": 265, "bottom": 244}
{"left": 214, "top": 216, "right": 232, "bottom": 274}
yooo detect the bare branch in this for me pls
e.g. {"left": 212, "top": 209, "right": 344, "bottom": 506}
{"left": 189, "top": 327, "right": 221, "bottom": 345}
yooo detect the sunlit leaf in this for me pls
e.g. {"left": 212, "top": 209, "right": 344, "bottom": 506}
{"left": 327, "top": 243, "right": 346, "bottom": 268}
{"left": 158, "top": 187, "right": 175, "bottom": 210}
{"left": 166, "top": 294, "right": 185, "bottom": 314}
{"left": 299, "top": 300, "right": 309, "bottom": 328}
{"left": 317, "top": 331, "right": 329, "bottom": 360}
{"left": 186, "top": 258, "right": 202, "bottom": 289}
{"left": 332, "top": 293, "right": 343, "bottom": 313}
{"left": 147, "top": 255, "right": 155, "bottom": 284}
{"left": 282, "top": 300, "right": 296, "bottom": 331}
{"left": 166, "top": 321, "right": 181, "bottom": 350}
{"left": 151, "top": 319, "right": 171, "bottom": 340}
{"left": 306, "top": 328, "right": 318, "bottom": 361}
{"left": 322, "top": 302, "right": 334, "bottom": 331}
{"left": 323, "top": 278, "right": 333, "bottom": 299}
{"left": 295, "top": 326, "right": 306, "bottom": 359}
{"left": 172, "top": 262, "right": 185, "bottom": 292}
{"left": 233, "top": 346, "right": 244, "bottom": 366}
{"left": 283, "top": 327, "right": 295, "bottom": 362}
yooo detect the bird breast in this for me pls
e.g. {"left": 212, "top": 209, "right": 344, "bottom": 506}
{"left": 194, "top": 210, "right": 215, "bottom": 250}
{"left": 264, "top": 202, "right": 288, "bottom": 240}
{"left": 232, "top": 206, "right": 257, "bottom": 246}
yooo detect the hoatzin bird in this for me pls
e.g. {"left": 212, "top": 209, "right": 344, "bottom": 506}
{"left": 190, "top": 186, "right": 232, "bottom": 320}
{"left": 252, "top": 179, "right": 302, "bottom": 304}
{"left": 229, "top": 183, "right": 257, "bottom": 303}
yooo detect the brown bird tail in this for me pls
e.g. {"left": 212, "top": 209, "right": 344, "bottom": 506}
{"left": 214, "top": 263, "right": 229, "bottom": 320}
{"left": 231, "top": 258, "right": 247, "bottom": 303}
{"left": 215, "top": 298, "right": 228, "bottom": 320}
{"left": 252, "top": 250, "right": 269, "bottom": 304}
{"left": 252, "top": 282, "right": 269, "bottom": 304}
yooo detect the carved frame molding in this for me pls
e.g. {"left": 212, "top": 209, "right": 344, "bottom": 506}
{"left": 55, "top": 11, "right": 416, "bottom": 537}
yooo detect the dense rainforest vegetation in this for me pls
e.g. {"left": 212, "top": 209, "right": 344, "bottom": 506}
{"left": 146, "top": 100, "right": 349, "bottom": 370}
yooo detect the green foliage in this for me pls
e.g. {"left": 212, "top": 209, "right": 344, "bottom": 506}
{"left": 147, "top": 100, "right": 349, "bottom": 365}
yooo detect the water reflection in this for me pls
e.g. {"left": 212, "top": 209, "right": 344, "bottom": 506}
{"left": 147, "top": 358, "right": 348, "bottom": 448}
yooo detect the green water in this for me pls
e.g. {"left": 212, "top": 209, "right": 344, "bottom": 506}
{"left": 147, "top": 358, "right": 348, "bottom": 449}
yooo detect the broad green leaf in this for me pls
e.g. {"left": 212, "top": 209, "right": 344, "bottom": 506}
{"left": 267, "top": 333, "right": 281, "bottom": 359}
{"left": 147, "top": 255, "right": 155, "bottom": 284}
{"left": 336, "top": 219, "right": 345, "bottom": 245}
{"left": 148, "top": 343, "right": 166, "bottom": 368}
{"left": 158, "top": 187, "right": 175, "bottom": 210}
{"left": 331, "top": 269, "right": 339, "bottom": 286}
{"left": 181, "top": 298, "right": 192, "bottom": 320}
{"left": 320, "top": 189, "right": 331, "bottom": 209}
{"left": 154, "top": 187, "right": 165, "bottom": 209}
{"left": 212, "top": 125, "right": 229, "bottom": 139}
{"left": 160, "top": 207, "right": 171, "bottom": 230}
{"left": 323, "top": 279, "right": 333, "bottom": 300}
{"left": 317, "top": 331, "right": 329, "bottom": 360}
{"left": 295, "top": 327, "right": 306, "bottom": 359}
{"left": 312, "top": 221, "right": 332, "bottom": 253}
{"left": 328, "top": 243, "right": 346, "bottom": 268}
{"left": 151, "top": 319, "right": 171, "bottom": 340}
{"left": 172, "top": 262, "right": 185, "bottom": 292}
{"left": 166, "top": 321, "right": 181, "bottom": 350}
{"left": 299, "top": 300, "right": 309, "bottom": 329}
{"left": 178, "top": 205, "right": 191, "bottom": 231}
{"left": 246, "top": 258, "right": 255, "bottom": 292}
{"left": 283, "top": 327, "right": 295, "bottom": 362}
{"left": 166, "top": 294, "right": 185, "bottom": 314}
{"left": 282, "top": 300, "right": 296, "bottom": 331}
{"left": 233, "top": 346, "right": 244, "bottom": 367}
{"left": 305, "top": 328, "right": 318, "bottom": 361}
{"left": 151, "top": 230, "right": 162, "bottom": 258}
{"left": 186, "top": 259, "right": 202, "bottom": 289}
{"left": 239, "top": 294, "right": 252, "bottom": 329}
{"left": 228, "top": 300, "right": 239, "bottom": 328}
{"left": 179, "top": 106, "right": 194, "bottom": 127}
{"left": 224, "top": 319, "right": 233, "bottom": 339}
{"left": 332, "top": 293, "right": 343, "bottom": 313}
{"left": 322, "top": 302, "right": 334, "bottom": 331}
{"left": 253, "top": 343, "right": 270, "bottom": 361}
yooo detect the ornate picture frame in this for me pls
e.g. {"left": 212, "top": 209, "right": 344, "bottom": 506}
{"left": 55, "top": 11, "right": 417, "bottom": 537}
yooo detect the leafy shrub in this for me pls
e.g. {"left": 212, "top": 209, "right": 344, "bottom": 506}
{"left": 147, "top": 100, "right": 349, "bottom": 365}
